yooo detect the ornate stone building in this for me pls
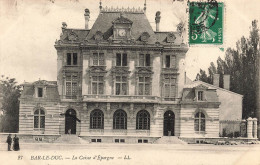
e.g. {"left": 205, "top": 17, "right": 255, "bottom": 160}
{"left": 18, "top": 4, "right": 233, "bottom": 143}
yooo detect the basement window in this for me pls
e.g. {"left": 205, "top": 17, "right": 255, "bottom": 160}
{"left": 115, "top": 139, "right": 125, "bottom": 143}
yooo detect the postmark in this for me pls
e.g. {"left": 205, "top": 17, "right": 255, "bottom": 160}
{"left": 189, "top": 0, "right": 224, "bottom": 45}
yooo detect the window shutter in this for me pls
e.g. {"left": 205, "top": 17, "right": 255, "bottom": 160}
{"left": 139, "top": 54, "right": 144, "bottom": 66}
{"left": 171, "top": 56, "right": 176, "bottom": 68}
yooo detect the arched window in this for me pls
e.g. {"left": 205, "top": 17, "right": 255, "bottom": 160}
{"left": 113, "top": 110, "right": 127, "bottom": 129}
{"left": 34, "top": 109, "right": 45, "bottom": 130}
{"left": 136, "top": 110, "right": 150, "bottom": 130}
{"left": 194, "top": 112, "right": 205, "bottom": 133}
{"left": 90, "top": 109, "right": 104, "bottom": 129}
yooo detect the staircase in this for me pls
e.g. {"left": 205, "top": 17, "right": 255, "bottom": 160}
{"left": 153, "top": 136, "right": 187, "bottom": 144}
{"left": 53, "top": 135, "right": 88, "bottom": 144}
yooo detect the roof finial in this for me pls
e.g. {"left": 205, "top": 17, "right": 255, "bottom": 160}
{"left": 144, "top": 0, "right": 147, "bottom": 13}
{"left": 99, "top": 0, "right": 102, "bottom": 12}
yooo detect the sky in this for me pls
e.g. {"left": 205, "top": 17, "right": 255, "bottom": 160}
{"left": 0, "top": 0, "right": 260, "bottom": 83}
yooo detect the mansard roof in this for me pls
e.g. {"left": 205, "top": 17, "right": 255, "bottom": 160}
{"left": 86, "top": 11, "right": 156, "bottom": 44}
{"left": 184, "top": 80, "right": 243, "bottom": 97}
{"left": 57, "top": 10, "right": 184, "bottom": 46}
{"left": 20, "top": 80, "right": 59, "bottom": 101}
{"left": 181, "top": 88, "right": 219, "bottom": 103}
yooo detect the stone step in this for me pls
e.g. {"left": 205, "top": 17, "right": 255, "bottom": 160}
{"left": 153, "top": 136, "right": 187, "bottom": 144}
{"left": 54, "top": 135, "right": 89, "bottom": 144}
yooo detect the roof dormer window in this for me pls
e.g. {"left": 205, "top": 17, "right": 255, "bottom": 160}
{"left": 38, "top": 88, "right": 43, "bottom": 98}
{"left": 112, "top": 14, "right": 132, "bottom": 40}
{"left": 198, "top": 91, "right": 203, "bottom": 101}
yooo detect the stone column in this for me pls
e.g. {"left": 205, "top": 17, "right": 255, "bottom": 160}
{"left": 253, "top": 118, "right": 258, "bottom": 139}
{"left": 247, "top": 117, "right": 253, "bottom": 138}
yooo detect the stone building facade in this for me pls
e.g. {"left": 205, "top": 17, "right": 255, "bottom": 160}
{"left": 18, "top": 5, "right": 236, "bottom": 143}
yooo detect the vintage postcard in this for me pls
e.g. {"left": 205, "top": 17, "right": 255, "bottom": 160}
{"left": 0, "top": 0, "right": 260, "bottom": 165}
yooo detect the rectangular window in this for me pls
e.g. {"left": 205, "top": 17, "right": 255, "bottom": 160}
{"left": 115, "top": 76, "right": 127, "bottom": 95}
{"left": 143, "top": 139, "right": 148, "bottom": 143}
{"left": 165, "top": 55, "right": 176, "bottom": 68}
{"left": 116, "top": 53, "right": 127, "bottom": 66}
{"left": 138, "top": 139, "right": 142, "bottom": 143}
{"left": 65, "top": 75, "right": 78, "bottom": 98}
{"left": 67, "top": 53, "right": 71, "bottom": 65}
{"left": 115, "top": 139, "right": 119, "bottom": 143}
{"left": 198, "top": 91, "right": 203, "bottom": 101}
{"left": 163, "top": 76, "right": 176, "bottom": 98}
{"left": 38, "top": 88, "right": 43, "bottom": 97}
{"left": 92, "top": 76, "right": 104, "bottom": 94}
{"left": 139, "top": 54, "right": 150, "bottom": 66}
{"left": 138, "top": 77, "right": 151, "bottom": 95}
{"left": 166, "top": 55, "right": 170, "bottom": 68}
{"left": 67, "top": 53, "right": 78, "bottom": 65}
{"left": 93, "top": 53, "right": 105, "bottom": 66}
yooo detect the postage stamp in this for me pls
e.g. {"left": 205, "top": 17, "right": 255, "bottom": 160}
{"left": 189, "top": 0, "right": 224, "bottom": 45}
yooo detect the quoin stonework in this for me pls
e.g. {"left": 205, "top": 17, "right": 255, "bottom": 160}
{"left": 18, "top": 3, "right": 248, "bottom": 143}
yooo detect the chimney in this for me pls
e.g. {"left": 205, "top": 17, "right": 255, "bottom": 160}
{"left": 213, "top": 74, "right": 220, "bottom": 87}
{"left": 84, "top": 8, "right": 90, "bottom": 30}
{"left": 155, "top": 11, "right": 161, "bottom": 32}
{"left": 223, "top": 74, "right": 230, "bottom": 90}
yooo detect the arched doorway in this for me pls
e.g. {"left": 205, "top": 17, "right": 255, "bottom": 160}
{"left": 163, "top": 110, "right": 175, "bottom": 136}
{"left": 65, "top": 109, "right": 77, "bottom": 134}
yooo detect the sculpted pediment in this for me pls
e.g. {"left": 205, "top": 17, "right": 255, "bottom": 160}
{"left": 68, "top": 31, "right": 78, "bottom": 41}
{"left": 194, "top": 84, "right": 208, "bottom": 89}
{"left": 166, "top": 32, "right": 176, "bottom": 43}
{"left": 89, "top": 66, "right": 107, "bottom": 73}
{"left": 111, "top": 66, "right": 130, "bottom": 74}
{"left": 94, "top": 31, "right": 103, "bottom": 41}
{"left": 135, "top": 67, "right": 153, "bottom": 74}
{"left": 113, "top": 15, "right": 133, "bottom": 24}
{"left": 140, "top": 32, "right": 150, "bottom": 42}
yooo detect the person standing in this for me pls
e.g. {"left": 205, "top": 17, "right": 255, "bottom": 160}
{"left": 13, "top": 134, "right": 20, "bottom": 151}
{"left": 6, "top": 134, "right": 12, "bottom": 151}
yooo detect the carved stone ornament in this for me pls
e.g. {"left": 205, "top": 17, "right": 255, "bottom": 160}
{"left": 166, "top": 32, "right": 176, "bottom": 43}
{"left": 94, "top": 31, "right": 103, "bottom": 41}
{"left": 112, "top": 14, "right": 133, "bottom": 24}
{"left": 140, "top": 32, "right": 150, "bottom": 42}
{"left": 68, "top": 31, "right": 78, "bottom": 41}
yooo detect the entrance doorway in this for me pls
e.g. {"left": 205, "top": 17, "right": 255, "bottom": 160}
{"left": 65, "top": 109, "right": 77, "bottom": 134}
{"left": 163, "top": 110, "right": 175, "bottom": 136}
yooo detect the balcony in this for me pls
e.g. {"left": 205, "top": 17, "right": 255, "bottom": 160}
{"left": 63, "top": 65, "right": 82, "bottom": 72}
{"left": 161, "top": 67, "right": 179, "bottom": 74}
{"left": 83, "top": 95, "right": 159, "bottom": 103}
{"left": 60, "top": 95, "right": 82, "bottom": 101}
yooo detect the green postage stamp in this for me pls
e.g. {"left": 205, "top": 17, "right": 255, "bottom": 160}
{"left": 189, "top": 1, "right": 224, "bottom": 45}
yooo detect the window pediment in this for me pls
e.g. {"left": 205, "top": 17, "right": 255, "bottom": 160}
{"left": 135, "top": 67, "right": 153, "bottom": 75}
{"left": 113, "top": 15, "right": 133, "bottom": 24}
{"left": 89, "top": 66, "right": 107, "bottom": 74}
{"left": 111, "top": 66, "right": 130, "bottom": 75}
{"left": 194, "top": 84, "right": 208, "bottom": 90}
